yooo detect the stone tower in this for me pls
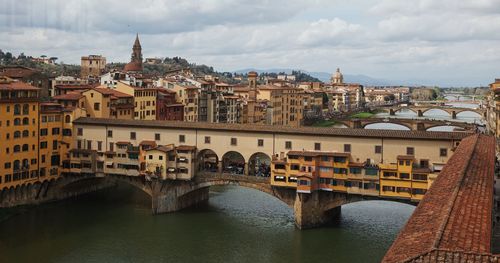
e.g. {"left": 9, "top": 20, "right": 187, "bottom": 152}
{"left": 248, "top": 71, "right": 258, "bottom": 101}
{"left": 124, "top": 33, "right": 143, "bottom": 72}
{"left": 131, "top": 33, "right": 143, "bottom": 64}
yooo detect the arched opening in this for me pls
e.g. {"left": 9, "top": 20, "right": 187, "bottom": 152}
{"left": 22, "top": 144, "right": 29, "bottom": 152}
{"left": 22, "top": 117, "right": 29, "bottom": 125}
{"left": 197, "top": 149, "right": 219, "bottom": 173}
{"left": 392, "top": 108, "right": 418, "bottom": 117}
{"left": 22, "top": 104, "right": 29, "bottom": 114}
{"left": 22, "top": 130, "right": 29, "bottom": 137}
{"left": 13, "top": 104, "right": 21, "bottom": 115}
{"left": 14, "top": 118, "right": 21, "bottom": 126}
{"left": 426, "top": 125, "right": 462, "bottom": 132}
{"left": 221, "top": 151, "right": 245, "bottom": 175}
{"left": 13, "top": 131, "right": 21, "bottom": 138}
{"left": 364, "top": 123, "right": 411, "bottom": 131}
{"left": 248, "top": 152, "right": 271, "bottom": 177}
{"left": 422, "top": 109, "right": 450, "bottom": 118}
{"left": 455, "top": 110, "right": 482, "bottom": 118}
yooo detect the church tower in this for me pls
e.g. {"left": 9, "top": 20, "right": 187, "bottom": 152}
{"left": 124, "top": 33, "right": 143, "bottom": 72}
{"left": 131, "top": 33, "right": 143, "bottom": 64}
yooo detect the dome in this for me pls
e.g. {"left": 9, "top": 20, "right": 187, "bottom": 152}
{"left": 248, "top": 71, "right": 258, "bottom": 77}
{"left": 334, "top": 68, "right": 342, "bottom": 78}
{"left": 124, "top": 61, "right": 143, "bottom": 72}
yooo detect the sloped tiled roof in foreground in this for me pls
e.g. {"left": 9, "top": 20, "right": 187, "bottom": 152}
{"left": 383, "top": 134, "right": 498, "bottom": 263}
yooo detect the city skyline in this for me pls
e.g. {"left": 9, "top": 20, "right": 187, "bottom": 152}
{"left": 1, "top": 0, "right": 500, "bottom": 87}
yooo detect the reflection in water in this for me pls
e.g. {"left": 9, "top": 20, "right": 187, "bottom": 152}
{"left": 0, "top": 185, "right": 414, "bottom": 263}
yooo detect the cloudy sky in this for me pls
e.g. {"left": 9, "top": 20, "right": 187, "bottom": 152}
{"left": 1, "top": 0, "right": 500, "bottom": 86}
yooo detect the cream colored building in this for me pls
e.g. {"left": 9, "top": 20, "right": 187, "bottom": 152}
{"left": 144, "top": 145, "right": 196, "bottom": 180}
{"left": 72, "top": 118, "right": 466, "bottom": 178}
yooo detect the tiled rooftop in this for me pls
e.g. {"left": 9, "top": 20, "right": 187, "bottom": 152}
{"left": 73, "top": 117, "right": 472, "bottom": 141}
{"left": 383, "top": 134, "right": 498, "bottom": 263}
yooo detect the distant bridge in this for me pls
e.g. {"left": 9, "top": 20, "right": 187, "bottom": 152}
{"left": 381, "top": 105, "right": 486, "bottom": 119}
{"left": 336, "top": 117, "right": 479, "bottom": 131}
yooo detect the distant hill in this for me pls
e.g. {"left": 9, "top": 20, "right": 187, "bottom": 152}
{"left": 234, "top": 68, "right": 401, "bottom": 86}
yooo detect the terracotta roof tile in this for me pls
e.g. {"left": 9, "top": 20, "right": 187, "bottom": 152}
{"left": 383, "top": 134, "right": 496, "bottom": 263}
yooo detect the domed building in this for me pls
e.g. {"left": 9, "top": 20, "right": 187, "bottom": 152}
{"left": 331, "top": 68, "right": 343, "bottom": 84}
{"left": 124, "top": 34, "right": 143, "bottom": 72}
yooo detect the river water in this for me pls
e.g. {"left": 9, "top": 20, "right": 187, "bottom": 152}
{"left": 0, "top": 185, "right": 414, "bottom": 263}
{"left": 0, "top": 98, "right": 479, "bottom": 263}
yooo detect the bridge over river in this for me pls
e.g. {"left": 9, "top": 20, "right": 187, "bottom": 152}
{"left": 381, "top": 104, "right": 486, "bottom": 119}
{"left": 336, "top": 117, "right": 479, "bottom": 131}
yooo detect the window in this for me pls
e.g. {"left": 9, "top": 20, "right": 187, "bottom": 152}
{"left": 87, "top": 140, "right": 92, "bottom": 150}
{"left": 406, "top": 147, "right": 414, "bottom": 155}
{"left": 155, "top": 133, "right": 160, "bottom": 141}
{"left": 149, "top": 155, "right": 153, "bottom": 160}
{"left": 53, "top": 140, "right": 58, "bottom": 150}
{"left": 321, "top": 156, "right": 329, "bottom": 162}
{"left": 77, "top": 128, "right": 83, "bottom": 136}
{"left": 22, "top": 144, "right": 28, "bottom": 151}
{"left": 97, "top": 141, "right": 102, "bottom": 151}
{"left": 52, "top": 128, "right": 60, "bottom": 135}
{"left": 231, "top": 138, "right": 237, "bottom": 146}
{"left": 257, "top": 139, "right": 264, "bottom": 147}
{"left": 65, "top": 115, "right": 71, "bottom": 123}
{"left": 107, "top": 130, "right": 113, "bottom": 138}
{"left": 285, "top": 141, "right": 292, "bottom": 149}
{"left": 94, "top": 102, "right": 100, "bottom": 111}
{"left": 349, "top": 167, "right": 362, "bottom": 174}
{"left": 413, "top": 174, "right": 428, "bottom": 181}
{"left": 41, "top": 155, "right": 46, "bottom": 163}
{"left": 375, "top": 145, "right": 382, "bottom": 154}
{"left": 400, "top": 173, "right": 410, "bottom": 179}
{"left": 4, "top": 162, "right": 11, "bottom": 169}
{"left": 14, "top": 131, "right": 21, "bottom": 138}
{"left": 40, "top": 128, "right": 48, "bottom": 136}
{"left": 420, "top": 159, "right": 429, "bottom": 168}
{"left": 205, "top": 136, "right": 211, "bottom": 144}
{"left": 179, "top": 135, "right": 185, "bottom": 143}
{"left": 40, "top": 141, "right": 47, "bottom": 149}
{"left": 130, "top": 132, "right": 136, "bottom": 140}
{"left": 440, "top": 148, "right": 447, "bottom": 157}
{"left": 22, "top": 130, "right": 29, "bottom": 137}
{"left": 159, "top": 155, "right": 163, "bottom": 160}
{"left": 344, "top": 144, "right": 351, "bottom": 153}
{"left": 314, "top": 143, "right": 321, "bottom": 151}
{"left": 14, "top": 145, "right": 21, "bottom": 152}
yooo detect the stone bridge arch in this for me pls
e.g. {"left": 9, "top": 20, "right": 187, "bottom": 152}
{"left": 362, "top": 121, "right": 412, "bottom": 130}
{"left": 221, "top": 151, "right": 246, "bottom": 175}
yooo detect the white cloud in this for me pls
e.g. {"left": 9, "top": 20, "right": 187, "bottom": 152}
{"left": 1, "top": 0, "right": 499, "bottom": 86}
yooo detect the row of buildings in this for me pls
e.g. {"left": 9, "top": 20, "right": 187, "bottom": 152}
{"left": 486, "top": 78, "right": 500, "bottom": 152}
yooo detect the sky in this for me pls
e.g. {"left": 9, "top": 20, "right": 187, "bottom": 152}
{"left": 1, "top": 0, "right": 500, "bottom": 86}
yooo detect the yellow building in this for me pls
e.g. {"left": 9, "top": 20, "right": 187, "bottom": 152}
{"left": 170, "top": 83, "right": 199, "bottom": 122}
{"left": 81, "top": 55, "right": 106, "bottom": 79}
{"left": 39, "top": 103, "right": 66, "bottom": 179}
{"left": 0, "top": 77, "right": 41, "bottom": 188}
{"left": 144, "top": 145, "right": 196, "bottom": 180}
{"left": 271, "top": 149, "right": 433, "bottom": 201}
{"left": 115, "top": 81, "right": 157, "bottom": 120}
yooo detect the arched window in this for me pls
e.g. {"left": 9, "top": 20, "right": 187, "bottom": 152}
{"left": 22, "top": 117, "right": 29, "bottom": 125}
{"left": 22, "top": 130, "right": 29, "bottom": 137}
{"left": 14, "top": 118, "right": 21, "bottom": 126}
{"left": 65, "top": 115, "right": 71, "bottom": 123}
{"left": 13, "top": 160, "right": 20, "bottom": 170}
{"left": 14, "top": 131, "right": 21, "bottom": 138}
{"left": 22, "top": 159, "right": 29, "bottom": 169}
{"left": 14, "top": 104, "right": 21, "bottom": 115}
{"left": 22, "top": 144, "right": 28, "bottom": 152}
{"left": 22, "top": 104, "right": 29, "bottom": 114}
{"left": 13, "top": 145, "right": 20, "bottom": 152}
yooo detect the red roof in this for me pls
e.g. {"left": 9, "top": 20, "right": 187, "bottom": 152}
{"left": 383, "top": 134, "right": 497, "bottom": 262}
{"left": 0, "top": 79, "right": 40, "bottom": 91}
{"left": 0, "top": 66, "right": 39, "bottom": 78}
{"left": 93, "top": 87, "right": 132, "bottom": 98}
{"left": 53, "top": 92, "right": 84, "bottom": 100}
